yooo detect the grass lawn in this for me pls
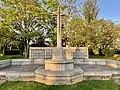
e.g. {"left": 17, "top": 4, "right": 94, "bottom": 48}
{"left": 0, "top": 80, "right": 119, "bottom": 90}
{"left": 89, "top": 55, "right": 109, "bottom": 59}
{"left": 89, "top": 55, "right": 120, "bottom": 61}
{"left": 4, "top": 55, "right": 25, "bottom": 59}
{"left": 0, "top": 55, "right": 25, "bottom": 60}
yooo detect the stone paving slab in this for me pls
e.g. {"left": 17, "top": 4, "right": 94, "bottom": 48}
{"left": 78, "top": 64, "right": 120, "bottom": 81}
{"left": 78, "top": 64, "right": 119, "bottom": 72}
{"left": 0, "top": 65, "right": 40, "bottom": 77}
{"left": 0, "top": 65, "right": 39, "bottom": 72}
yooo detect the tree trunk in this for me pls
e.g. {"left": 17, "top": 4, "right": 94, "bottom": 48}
{"left": 19, "top": 41, "right": 24, "bottom": 56}
{"left": 2, "top": 47, "right": 5, "bottom": 56}
{"left": 24, "top": 44, "right": 27, "bottom": 58}
{"left": 27, "top": 43, "right": 29, "bottom": 58}
{"left": 24, "top": 38, "right": 27, "bottom": 58}
{"left": 24, "top": 39, "right": 30, "bottom": 58}
{"left": 27, "top": 39, "right": 30, "bottom": 58}
{"left": 99, "top": 48, "right": 104, "bottom": 56}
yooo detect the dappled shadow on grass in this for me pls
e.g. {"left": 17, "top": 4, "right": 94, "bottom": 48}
{"left": 89, "top": 55, "right": 109, "bottom": 59}
{"left": 89, "top": 55, "right": 120, "bottom": 61}
{"left": 0, "top": 80, "right": 119, "bottom": 90}
{"left": 0, "top": 55, "right": 26, "bottom": 60}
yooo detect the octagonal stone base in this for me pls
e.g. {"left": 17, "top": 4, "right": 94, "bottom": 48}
{"left": 35, "top": 65, "right": 83, "bottom": 85}
{"left": 45, "top": 60, "right": 74, "bottom": 71}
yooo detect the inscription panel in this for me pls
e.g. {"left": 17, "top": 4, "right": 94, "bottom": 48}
{"left": 29, "top": 47, "right": 88, "bottom": 60}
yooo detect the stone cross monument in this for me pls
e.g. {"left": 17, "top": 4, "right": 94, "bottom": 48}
{"left": 52, "top": 6, "right": 65, "bottom": 47}
{"left": 51, "top": 6, "right": 65, "bottom": 61}
{"left": 57, "top": 6, "right": 62, "bottom": 47}
{"left": 35, "top": 6, "right": 85, "bottom": 85}
{"left": 45, "top": 6, "right": 74, "bottom": 71}
{"left": 56, "top": 6, "right": 68, "bottom": 48}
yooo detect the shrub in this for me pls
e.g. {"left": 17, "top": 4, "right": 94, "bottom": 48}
{"left": 102, "top": 48, "right": 114, "bottom": 57}
{"left": 0, "top": 53, "right": 3, "bottom": 60}
{"left": 5, "top": 50, "right": 20, "bottom": 55}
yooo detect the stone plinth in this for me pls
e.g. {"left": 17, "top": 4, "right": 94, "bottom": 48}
{"left": 30, "top": 47, "right": 88, "bottom": 85}
{"left": 44, "top": 47, "right": 74, "bottom": 71}
{"left": 45, "top": 60, "right": 74, "bottom": 71}
{"left": 52, "top": 47, "right": 65, "bottom": 60}
{"left": 35, "top": 65, "right": 83, "bottom": 85}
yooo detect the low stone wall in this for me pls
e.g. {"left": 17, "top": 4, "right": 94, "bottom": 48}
{"left": 0, "top": 59, "right": 43, "bottom": 69}
{"left": 75, "top": 59, "right": 107, "bottom": 65}
{"left": 75, "top": 58, "right": 120, "bottom": 69}
{"left": 11, "top": 59, "right": 44, "bottom": 65}
{"left": 0, "top": 60, "right": 11, "bottom": 69}
{"left": 0, "top": 58, "right": 120, "bottom": 69}
{"left": 29, "top": 47, "right": 88, "bottom": 61}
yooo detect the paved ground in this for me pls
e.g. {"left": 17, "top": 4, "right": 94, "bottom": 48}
{"left": 0, "top": 64, "right": 119, "bottom": 73}
{"left": 0, "top": 64, "right": 119, "bottom": 75}
{"left": 0, "top": 64, "right": 40, "bottom": 73}
{"left": 77, "top": 64, "right": 119, "bottom": 72}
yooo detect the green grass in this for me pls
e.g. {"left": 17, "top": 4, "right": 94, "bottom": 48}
{"left": 0, "top": 80, "right": 119, "bottom": 90}
{"left": 0, "top": 55, "right": 25, "bottom": 60}
{"left": 89, "top": 55, "right": 109, "bottom": 59}
{"left": 89, "top": 55, "right": 120, "bottom": 61}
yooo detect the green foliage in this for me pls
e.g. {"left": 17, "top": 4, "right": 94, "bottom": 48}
{"left": 83, "top": 0, "right": 99, "bottom": 23}
{"left": 0, "top": 0, "right": 119, "bottom": 58}
{"left": 41, "top": 0, "right": 60, "bottom": 11}
{"left": 66, "top": 0, "right": 117, "bottom": 56}
{"left": 0, "top": 21, "right": 15, "bottom": 55}
{"left": 67, "top": 17, "right": 116, "bottom": 56}
{"left": 0, "top": 0, "right": 49, "bottom": 57}
{"left": 0, "top": 81, "right": 119, "bottom": 90}
{"left": 0, "top": 53, "right": 4, "bottom": 60}
{"left": 67, "top": 18, "right": 88, "bottom": 47}
{"left": 102, "top": 48, "right": 115, "bottom": 57}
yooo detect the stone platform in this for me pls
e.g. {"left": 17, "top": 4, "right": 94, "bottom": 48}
{"left": 34, "top": 64, "right": 120, "bottom": 85}
{"left": 0, "top": 64, "right": 40, "bottom": 81}
{"left": 79, "top": 64, "right": 120, "bottom": 80}
{"left": 0, "top": 59, "right": 119, "bottom": 85}
{"left": 35, "top": 65, "right": 83, "bottom": 85}
{"left": 45, "top": 60, "right": 74, "bottom": 71}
